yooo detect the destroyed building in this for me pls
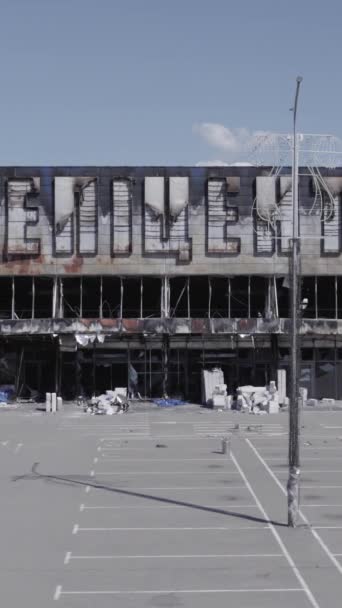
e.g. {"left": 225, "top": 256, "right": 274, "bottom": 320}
{"left": 0, "top": 165, "right": 342, "bottom": 401}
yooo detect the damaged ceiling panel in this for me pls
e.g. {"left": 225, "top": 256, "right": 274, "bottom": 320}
{"left": 169, "top": 177, "right": 189, "bottom": 219}
{"left": 144, "top": 176, "right": 165, "bottom": 217}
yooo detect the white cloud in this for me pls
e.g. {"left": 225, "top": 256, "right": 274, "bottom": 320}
{"left": 193, "top": 123, "right": 252, "bottom": 152}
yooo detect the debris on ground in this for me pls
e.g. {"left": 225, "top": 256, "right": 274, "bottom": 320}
{"left": 202, "top": 368, "right": 229, "bottom": 408}
{"left": 234, "top": 381, "right": 279, "bottom": 414}
{"left": 82, "top": 388, "right": 129, "bottom": 415}
{"left": 154, "top": 398, "right": 187, "bottom": 407}
{"left": 202, "top": 368, "right": 285, "bottom": 413}
{"left": 0, "top": 384, "right": 15, "bottom": 406}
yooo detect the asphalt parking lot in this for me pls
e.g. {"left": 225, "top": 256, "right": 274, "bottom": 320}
{"left": 1, "top": 405, "right": 342, "bottom": 607}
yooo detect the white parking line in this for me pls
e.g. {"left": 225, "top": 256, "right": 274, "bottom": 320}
{"left": 74, "top": 525, "right": 270, "bottom": 533}
{"left": 277, "top": 470, "right": 342, "bottom": 473}
{"left": 266, "top": 457, "right": 342, "bottom": 461}
{"left": 246, "top": 438, "right": 342, "bottom": 577}
{"left": 302, "top": 504, "right": 342, "bottom": 507}
{"left": 313, "top": 526, "right": 342, "bottom": 530}
{"left": 260, "top": 447, "right": 342, "bottom": 451}
{"left": 100, "top": 436, "right": 224, "bottom": 441}
{"left": 93, "top": 471, "right": 240, "bottom": 475}
{"left": 66, "top": 552, "right": 284, "bottom": 561}
{"left": 230, "top": 450, "right": 319, "bottom": 608}
{"left": 302, "top": 486, "right": 342, "bottom": 489}
{"left": 99, "top": 458, "right": 229, "bottom": 461}
{"left": 81, "top": 485, "right": 246, "bottom": 490}
{"left": 80, "top": 504, "right": 256, "bottom": 510}
{"left": 54, "top": 587, "right": 303, "bottom": 599}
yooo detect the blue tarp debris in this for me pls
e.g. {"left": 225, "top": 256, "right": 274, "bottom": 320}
{"left": 154, "top": 398, "right": 187, "bottom": 407}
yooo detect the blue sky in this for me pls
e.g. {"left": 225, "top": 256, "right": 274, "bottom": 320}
{"left": 0, "top": 0, "right": 341, "bottom": 165}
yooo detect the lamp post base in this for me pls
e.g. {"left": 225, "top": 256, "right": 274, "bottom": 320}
{"left": 287, "top": 466, "right": 300, "bottom": 527}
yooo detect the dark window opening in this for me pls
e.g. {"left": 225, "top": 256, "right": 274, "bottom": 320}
{"left": 14, "top": 277, "right": 32, "bottom": 319}
{"left": 0, "top": 278, "right": 12, "bottom": 319}
{"left": 143, "top": 278, "right": 161, "bottom": 318}
{"left": 210, "top": 278, "right": 228, "bottom": 318}
{"left": 101, "top": 277, "right": 121, "bottom": 318}
{"left": 122, "top": 279, "right": 141, "bottom": 318}
{"left": 337, "top": 277, "right": 342, "bottom": 318}
{"left": 63, "top": 278, "right": 81, "bottom": 318}
{"left": 317, "top": 276, "right": 336, "bottom": 319}
{"left": 170, "top": 278, "right": 188, "bottom": 317}
{"left": 190, "top": 277, "right": 209, "bottom": 317}
{"left": 250, "top": 277, "right": 268, "bottom": 318}
{"left": 276, "top": 278, "right": 289, "bottom": 317}
{"left": 301, "top": 277, "right": 316, "bottom": 319}
{"left": 34, "top": 277, "right": 53, "bottom": 318}
{"left": 82, "top": 277, "right": 101, "bottom": 318}
{"left": 230, "top": 277, "right": 248, "bottom": 317}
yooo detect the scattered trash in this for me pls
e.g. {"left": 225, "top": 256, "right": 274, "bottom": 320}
{"left": 304, "top": 441, "right": 312, "bottom": 446}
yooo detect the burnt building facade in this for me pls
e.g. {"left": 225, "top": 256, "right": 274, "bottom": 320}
{"left": 1, "top": 165, "right": 342, "bottom": 401}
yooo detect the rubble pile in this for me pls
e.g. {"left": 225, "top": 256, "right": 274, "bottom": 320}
{"left": 81, "top": 388, "right": 129, "bottom": 415}
{"left": 202, "top": 367, "right": 282, "bottom": 413}
{"left": 235, "top": 381, "right": 279, "bottom": 414}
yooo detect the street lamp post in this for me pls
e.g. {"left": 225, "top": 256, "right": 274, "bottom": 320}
{"left": 287, "top": 76, "right": 303, "bottom": 527}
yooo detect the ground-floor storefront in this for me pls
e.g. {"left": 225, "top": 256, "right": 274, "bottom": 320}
{"left": 1, "top": 334, "right": 341, "bottom": 402}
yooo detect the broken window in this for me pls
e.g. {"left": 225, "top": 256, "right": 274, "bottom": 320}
{"left": 209, "top": 278, "right": 229, "bottom": 318}
{"left": 14, "top": 277, "right": 33, "bottom": 319}
{"left": 0, "top": 278, "right": 12, "bottom": 319}
{"left": 170, "top": 278, "right": 189, "bottom": 317}
{"left": 276, "top": 277, "right": 290, "bottom": 317}
{"left": 317, "top": 276, "right": 336, "bottom": 319}
{"left": 62, "top": 278, "right": 81, "bottom": 318}
{"left": 34, "top": 277, "right": 53, "bottom": 318}
{"left": 338, "top": 277, "right": 342, "bottom": 319}
{"left": 190, "top": 277, "right": 209, "bottom": 317}
{"left": 142, "top": 278, "right": 161, "bottom": 318}
{"left": 230, "top": 277, "right": 248, "bottom": 318}
{"left": 101, "top": 277, "right": 121, "bottom": 318}
{"left": 249, "top": 277, "right": 268, "bottom": 318}
{"left": 122, "top": 279, "right": 141, "bottom": 318}
{"left": 82, "top": 277, "right": 101, "bottom": 318}
{"left": 301, "top": 277, "right": 316, "bottom": 319}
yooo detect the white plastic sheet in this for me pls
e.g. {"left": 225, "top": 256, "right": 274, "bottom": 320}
{"left": 169, "top": 177, "right": 189, "bottom": 218}
{"left": 145, "top": 177, "right": 165, "bottom": 216}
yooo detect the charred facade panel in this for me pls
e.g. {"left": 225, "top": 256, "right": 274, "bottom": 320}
{"left": 0, "top": 166, "right": 342, "bottom": 401}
